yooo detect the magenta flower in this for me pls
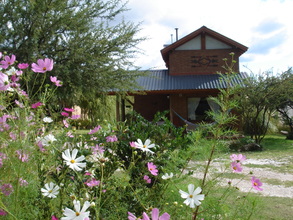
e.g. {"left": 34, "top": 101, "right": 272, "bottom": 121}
{"left": 50, "top": 76, "right": 62, "bottom": 87}
{"left": 251, "top": 176, "right": 263, "bottom": 191}
{"left": 0, "top": 209, "right": 7, "bottom": 216}
{"left": 1, "top": 183, "right": 14, "bottom": 196}
{"left": 88, "top": 125, "right": 102, "bottom": 134}
{"left": 0, "top": 72, "right": 10, "bottom": 91}
{"left": 31, "top": 58, "right": 53, "bottom": 73}
{"left": 144, "top": 175, "right": 151, "bottom": 184}
{"left": 18, "top": 63, "right": 29, "bottom": 69}
{"left": 61, "top": 111, "right": 69, "bottom": 117}
{"left": 31, "top": 102, "right": 43, "bottom": 109}
{"left": 0, "top": 54, "right": 16, "bottom": 69}
{"left": 51, "top": 216, "right": 58, "bottom": 220}
{"left": 64, "top": 107, "right": 74, "bottom": 112}
{"left": 231, "top": 161, "right": 242, "bottom": 173}
{"left": 230, "top": 154, "right": 246, "bottom": 163}
{"left": 142, "top": 208, "right": 170, "bottom": 220}
{"left": 147, "top": 162, "right": 158, "bottom": 176}
{"left": 106, "top": 135, "right": 118, "bottom": 142}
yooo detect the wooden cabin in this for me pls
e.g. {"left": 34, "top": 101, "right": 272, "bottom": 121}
{"left": 118, "top": 26, "right": 248, "bottom": 127}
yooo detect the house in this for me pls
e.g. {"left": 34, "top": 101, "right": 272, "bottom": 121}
{"left": 117, "top": 26, "right": 248, "bottom": 127}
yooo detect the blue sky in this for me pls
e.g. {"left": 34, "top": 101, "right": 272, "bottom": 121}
{"left": 125, "top": 0, "right": 293, "bottom": 74}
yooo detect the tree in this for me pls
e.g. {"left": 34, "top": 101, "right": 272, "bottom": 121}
{"left": 236, "top": 69, "right": 293, "bottom": 144}
{"left": 276, "top": 69, "right": 293, "bottom": 139}
{"left": 0, "top": 0, "right": 144, "bottom": 112}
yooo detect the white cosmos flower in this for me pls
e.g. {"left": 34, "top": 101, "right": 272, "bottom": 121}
{"left": 134, "top": 138, "right": 156, "bottom": 154}
{"left": 179, "top": 184, "right": 205, "bottom": 208}
{"left": 43, "top": 117, "right": 53, "bottom": 123}
{"left": 162, "top": 172, "right": 174, "bottom": 180}
{"left": 36, "top": 134, "right": 57, "bottom": 146}
{"left": 61, "top": 200, "right": 90, "bottom": 220}
{"left": 41, "top": 182, "right": 60, "bottom": 198}
{"left": 62, "top": 149, "right": 86, "bottom": 171}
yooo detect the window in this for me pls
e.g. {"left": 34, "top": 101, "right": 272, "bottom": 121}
{"left": 188, "top": 97, "right": 220, "bottom": 121}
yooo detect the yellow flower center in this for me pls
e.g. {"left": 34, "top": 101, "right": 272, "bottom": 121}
{"left": 143, "top": 145, "right": 147, "bottom": 148}
{"left": 189, "top": 195, "right": 193, "bottom": 198}
{"left": 75, "top": 212, "right": 80, "bottom": 216}
{"left": 254, "top": 182, "right": 258, "bottom": 186}
{"left": 49, "top": 190, "right": 53, "bottom": 193}
{"left": 43, "top": 67, "right": 47, "bottom": 71}
{"left": 70, "top": 160, "right": 75, "bottom": 164}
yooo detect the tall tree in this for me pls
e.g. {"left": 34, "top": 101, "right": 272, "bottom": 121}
{"left": 236, "top": 69, "right": 293, "bottom": 144}
{"left": 0, "top": 0, "right": 144, "bottom": 108}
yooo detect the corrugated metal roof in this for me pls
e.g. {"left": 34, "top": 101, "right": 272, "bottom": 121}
{"left": 135, "top": 69, "right": 247, "bottom": 91}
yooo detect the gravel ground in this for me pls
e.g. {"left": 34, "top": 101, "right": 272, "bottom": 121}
{"left": 188, "top": 157, "right": 293, "bottom": 198}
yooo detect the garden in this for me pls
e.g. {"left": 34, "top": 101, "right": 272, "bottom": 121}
{"left": 1, "top": 53, "right": 292, "bottom": 220}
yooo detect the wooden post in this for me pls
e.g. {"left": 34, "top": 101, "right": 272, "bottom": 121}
{"left": 121, "top": 98, "right": 125, "bottom": 121}
{"left": 116, "top": 95, "right": 120, "bottom": 122}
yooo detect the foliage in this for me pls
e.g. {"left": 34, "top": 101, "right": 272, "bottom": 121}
{"left": 276, "top": 88, "right": 293, "bottom": 139}
{"left": 235, "top": 69, "right": 293, "bottom": 144}
{"left": 0, "top": 0, "right": 145, "bottom": 116}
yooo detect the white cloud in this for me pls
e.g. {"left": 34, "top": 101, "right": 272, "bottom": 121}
{"left": 126, "top": 0, "right": 293, "bottom": 74}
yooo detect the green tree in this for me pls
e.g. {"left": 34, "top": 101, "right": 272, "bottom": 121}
{"left": 236, "top": 69, "right": 293, "bottom": 144}
{"left": 0, "top": 0, "right": 144, "bottom": 113}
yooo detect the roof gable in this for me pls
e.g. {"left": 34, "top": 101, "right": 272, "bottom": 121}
{"left": 161, "top": 26, "right": 248, "bottom": 67}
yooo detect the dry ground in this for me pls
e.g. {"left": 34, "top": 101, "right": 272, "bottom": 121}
{"left": 188, "top": 156, "right": 293, "bottom": 198}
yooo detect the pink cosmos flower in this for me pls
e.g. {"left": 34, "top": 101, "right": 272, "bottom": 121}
{"left": 129, "top": 141, "right": 136, "bottom": 148}
{"left": 128, "top": 212, "right": 141, "bottom": 220}
{"left": 16, "top": 150, "right": 29, "bottom": 162}
{"left": 9, "top": 132, "right": 17, "bottom": 140}
{"left": 31, "top": 58, "right": 53, "bottom": 73}
{"left": 64, "top": 107, "right": 74, "bottom": 112}
{"left": 142, "top": 208, "right": 170, "bottom": 220}
{"left": 70, "top": 115, "right": 80, "bottom": 119}
{"left": 63, "top": 119, "right": 69, "bottom": 128}
{"left": 144, "top": 175, "right": 151, "bottom": 184}
{"left": 15, "top": 100, "right": 24, "bottom": 108}
{"left": 50, "top": 76, "right": 62, "bottom": 87}
{"left": 92, "top": 144, "right": 105, "bottom": 154}
{"left": 51, "top": 216, "right": 58, "bottom": 220}
{"left": 251, "top": 176, "right": 263, "bottom": 191}
{"left": 85, "top": 178, "right": 100, "bottom": 187}
{"left": 88, "top": 125, "right": 102, "bottom": 134}
{"left": 106, "top": 135, "right": 118, "bottom": 142}
{"left": 31, "top": 102, "right": 43, "bottom": 109}
{"left": 147, "top": 162, "right": 158, "bottom": 176}
{"left": 19, "top": 178, "right": 28, "bottom": 186}
{"left": 230, "top": 154, "right": 246, "bottom": 163}
{"left": 0, "top": 54, "right": 16, "bottom": 69}
{"left": 67, "top": 132, "right": 74, "bottom": 138}
{"left": 0, "top": 183, "right": 14, "bottom": 196}
{"left": 231, "top": 161, "right": 242, "bottom": 173}
{"left": 61, "top": 111, "right": 69, "bottom": 117}
{"left": 18, "top": 63, "right": 29, "bottom": 69}
{"left": 0, "top": 72, "right": 10, "bottom": 91}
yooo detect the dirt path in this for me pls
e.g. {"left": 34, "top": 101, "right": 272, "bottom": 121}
{"left": 188, "top": 157, "right": 293, "bottom": 198}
